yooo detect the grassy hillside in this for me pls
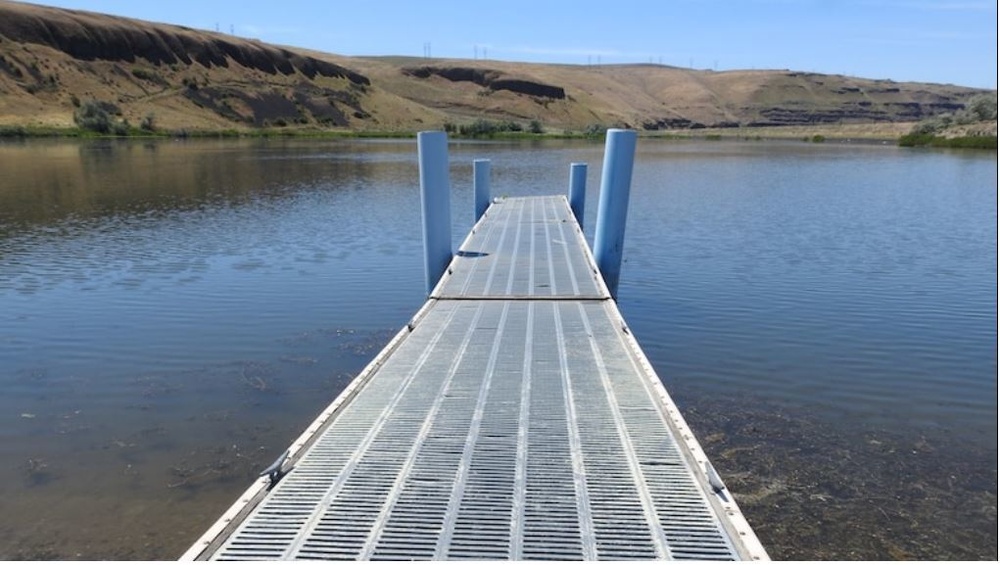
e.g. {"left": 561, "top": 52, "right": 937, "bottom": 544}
{"left": 0, "top": 0, "right": 993, "bottom": 137}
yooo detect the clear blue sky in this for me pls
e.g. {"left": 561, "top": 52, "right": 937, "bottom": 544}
{"left": 19, "top": 0, "right": 999, "bottom": 88}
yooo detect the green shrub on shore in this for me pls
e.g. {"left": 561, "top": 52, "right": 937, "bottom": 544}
{"left": 73, "top": 99, "right": 135, "bottom": 135}
{"left": 902, "top": 93, "right": 997, "bottom": 149}
{"left": 899, "top": 133, "right": 997, "bottom": 149}
{"left": 582, "top": 123, "right": 605, "bottom": 137}
{"left": 457, "top": 119, "right": 523, "bottom": 137}
{"left": 73, "top": 100, "right": 115, "bottom": 133}
{"left": 0, "top": 125, "right": 28, "bottom": 137}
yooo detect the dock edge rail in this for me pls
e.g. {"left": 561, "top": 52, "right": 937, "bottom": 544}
{"left": 181, "top": 195, "right": 769, "bottom": 562}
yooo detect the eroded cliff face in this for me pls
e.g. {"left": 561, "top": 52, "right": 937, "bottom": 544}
{"left": 0, "top": 1, "right": 987, "bottom": 131}
{"left": 0, "top": 2, "right": 368, "bottom": 83}
{"left": 0, "top": 1, "right": 383, "bottom": 129}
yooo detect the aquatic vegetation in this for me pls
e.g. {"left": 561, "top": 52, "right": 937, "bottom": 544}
{"left": 685, "top": 395, "right": 998, "bottom": 560}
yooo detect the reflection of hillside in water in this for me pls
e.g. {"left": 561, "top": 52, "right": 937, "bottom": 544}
{"left": 0, "top": 139, "right": 414, "bottom": 229}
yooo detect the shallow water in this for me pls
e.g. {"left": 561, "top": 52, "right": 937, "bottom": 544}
{"left": 0, "top": 138, "right": 995, "bottom": 559}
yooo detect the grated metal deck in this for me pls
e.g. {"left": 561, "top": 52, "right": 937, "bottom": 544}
{"left": 433, "top": 196, "right": 607, "bottom": 300}
{"left": 183, "top": 196, "right": 768, "bottom": 561}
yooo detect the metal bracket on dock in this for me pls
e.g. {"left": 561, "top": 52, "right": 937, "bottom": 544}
{"left": 259, "top": 449, "right": 290, "bottom": 488}
{"left": 704, "top": 461, "right": 730, "bottom": 502}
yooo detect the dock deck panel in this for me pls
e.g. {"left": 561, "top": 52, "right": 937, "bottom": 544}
{"left": 433, "top": 196, "right": 608, "bottom": 300}
{"left": 185, "top": 196, "right": 767, "bottom": 561}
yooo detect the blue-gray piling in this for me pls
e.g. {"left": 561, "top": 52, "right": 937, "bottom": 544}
{"left": 418, "top": 131, "right": 453, "bottom": 295}
{"left": 593, "top": 129, "right": 637, "bottom": 300}
{"left": 568, "top": 162, "right": 587, "bottom": 228}
{"left": 474, "top": 159, "right": 491, "bottom": 221}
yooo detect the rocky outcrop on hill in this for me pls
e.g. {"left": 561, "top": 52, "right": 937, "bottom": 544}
{"left": 642, "top": 117, "right": 708, "bottom": 130}
{"left": 741, "top": 101, "right": 965, "bottom": 127}
{"left": 180, "top": 82, "right": 366, "bottom": 127}
{"left": 403, "top": 66, "right": 566, "bottom": 99}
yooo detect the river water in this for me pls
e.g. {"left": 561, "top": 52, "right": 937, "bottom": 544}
{"left": 0, "top": 138, "right": 995, "bottom": 559}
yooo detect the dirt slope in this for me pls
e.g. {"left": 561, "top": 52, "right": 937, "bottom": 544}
{"left": 0, "top": 0, "right": 990, "bottom": 133}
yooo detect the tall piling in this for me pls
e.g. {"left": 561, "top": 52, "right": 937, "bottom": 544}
{"left": 418, "top": 131, "right": 453, "bottom": 295}
{"left": 474, "top": 159, "right": 491, "bottom": 221}
{"left": 568, "top": 162, "right": 587, "bottom": 228}
{"left": 593, "top": 129, "right": 637, "bottom": 299}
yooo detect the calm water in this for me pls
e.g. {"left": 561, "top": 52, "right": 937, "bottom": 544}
{"left": 0, "top": 138, "right": 995, "bottom": 559}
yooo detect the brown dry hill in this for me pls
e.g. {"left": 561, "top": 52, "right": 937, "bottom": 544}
{"left": 0, "top": 0, "right": 990, "bottom": 133}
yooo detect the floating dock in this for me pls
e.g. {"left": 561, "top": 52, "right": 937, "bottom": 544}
{"left": 182, "top": 133, "right": 768, "bottom": 561}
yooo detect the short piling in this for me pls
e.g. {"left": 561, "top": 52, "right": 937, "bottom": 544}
{"left": 568, "top": 162, "right": 587, "bottom": 228}
{"left": 593, "top": 129, "right": 637, "bottom": 299}
{"left": 474, "top": 159, "right": 491, "bottom": 221}
{"left": 418, "top": 131, "right": 453, "bottom": 295}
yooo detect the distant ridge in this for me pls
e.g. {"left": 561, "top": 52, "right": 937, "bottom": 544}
{"left": 0, "top": 0, "right": 990, "bottom": 133}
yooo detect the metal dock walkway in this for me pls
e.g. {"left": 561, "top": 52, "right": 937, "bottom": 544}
{"left": 183, "top": 192, "right": 768, "bottom": 561}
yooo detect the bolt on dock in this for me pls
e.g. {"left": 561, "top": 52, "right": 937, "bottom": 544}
{"left": 182, "top": 131, "right": 768, "bottom": 561}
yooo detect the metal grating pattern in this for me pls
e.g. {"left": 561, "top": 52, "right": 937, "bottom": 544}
{"left": 210, "top": 300, "right": 741, "bottom": 561}
{"left": 189, "top": 194, "right": 768, "bottom": 562}
{"left": 433, "top": 196, "right": 607, "bottom": 300}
